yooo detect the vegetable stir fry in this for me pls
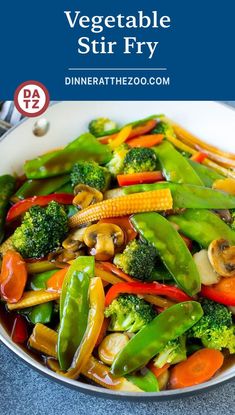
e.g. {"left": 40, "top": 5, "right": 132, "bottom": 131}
{"left": 1, "top": 114, "right": 235, "bottom": 393}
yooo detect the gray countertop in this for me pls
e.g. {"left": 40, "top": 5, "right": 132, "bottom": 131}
{"left": 0, "top": 342, "right": 234, "bottom": 415}
{"left": 0, "top": 101, "right": 235, "bottom": 414}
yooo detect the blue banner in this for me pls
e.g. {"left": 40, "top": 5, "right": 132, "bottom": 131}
{"left": 0, "top": 0, "right": 234, "bottom": 100}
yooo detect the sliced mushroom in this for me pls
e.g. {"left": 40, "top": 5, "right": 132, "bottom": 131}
{"left": 208, "top": 239, "right": 235, "bottom": 277}
{"left": 62, "top": 227, "right": 88, "bottom": 251}
{"left": 213, "top": 209, "right": 232, "bottom": 224}
{"left": 83, "top": 223, "right": 124, "bottom": 261}
{"left": 73, "top": 184, "right": 103, "bottom": 209}
{"left": 98, "top": 333, "right": 129, "bottom": 365}
{"left": 193, "top": 249, "right": 220, "bottom": 285}
{"left": 48, "top": 247, "right": 86, "bottom": 266}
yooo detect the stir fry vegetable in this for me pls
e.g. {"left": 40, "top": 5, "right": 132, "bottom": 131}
{"left": 58, "top": 257, "right": 92, "bottom": 370}
{"left": 1, "top": 113, "right": 235, "bottom": 394}
{"left": 111, "top": 302, "right": 203, "bottom": 376}
{"left": 131, "top": 213, "right": 201, "bottom": 296}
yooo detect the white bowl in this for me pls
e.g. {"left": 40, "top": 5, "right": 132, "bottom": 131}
{"left": 0, "top": 101, "right": 234, "bottom": 400}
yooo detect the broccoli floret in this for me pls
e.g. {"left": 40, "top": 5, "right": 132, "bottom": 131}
{"left": 153, "top": 336, "right": 187, "bottom": 368}
{"left": 114, "top": 239, "right": 157, "bottom": 280}
{"left": 152, "top": 121, "right": 175, "bottom": 137}
{"left": 123, "top": 147, "right": 158, "bottom": 174}
{"left": 89, "top": 118, "right": 118, "bottom": 137}
{"left": 104, "top": 294, "right": 156, "bottom": 332}
{"left": 188, "top": 298, "right": 235, "bottom": 354}
{"left": 106, "top": 143, "right": 130, "bottom": 176}
{"left": 70, "top": 161, "right": 111, "bottom": 191}
{"left": 12, "top": 201, "right": 68, "bottom": 259}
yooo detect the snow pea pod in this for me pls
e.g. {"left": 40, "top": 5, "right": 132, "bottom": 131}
{"left": 188, "top": 160, "right": 224, "bottom": 187}
{"left": 126, "top": 368, "right": 159, "bottom": 392}
{"left": 28, "top": 302, "right": 53, "bottom": 324}
{"left": 111, "top": 301, "right": 203, "bottom": 376}
{"left": 30, "top": 270, "right": 58, "bottom": 290}
{"left": 14, "top": 175, "right": 70, "bottom": 199}
{"left": 154, "top": 141, "right": 203, "bottom": 185}
{"left": 169, "top": 209, "right": 235, "bottom": 248}
{"left": 24, "top": 134, "right": 112, "bottom": 179}
{"left": 57, "top": 256, "right": 94, "bottom": 371}
{"left": 0, "top": 175, "right": 16, "bottom": 243}
{"left": 55, "top": 182, "right": 73, "bottom": 194}
{"left": 131, "top": 212, "right": 201, "bottom": 296}
{"left": 122, "top": 182, "right": 235, "bottom": 209}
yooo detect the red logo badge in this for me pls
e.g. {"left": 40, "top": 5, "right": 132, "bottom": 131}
{"left": 14, "top": 80, "right": 50, "bottom": 117}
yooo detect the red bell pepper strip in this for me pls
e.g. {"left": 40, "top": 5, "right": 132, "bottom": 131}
{"left": 11, "top": 315, "right": 28, "bottom": 344}
{"left": 0, "top": 250, "right": 28, "bottom": 303}
{"left": 105, "top": 282, "right": 192, "bottom": 307}
{"left": 99, "top": 120, "right": 157, "bottom": 144}
{"left": 117, "top": 171, "right": 164, "bottom": 187}
{"left": 6, "top": 193, "right": 74, "bottom": 222}
{"left": 190, "top": 152, "right": 207, "bottom": 163}
{"left": 127, "top": 134, "right": 164, "bottom": 148}
{"left": 201, "top": 277, "right": 235, "bottom": 306}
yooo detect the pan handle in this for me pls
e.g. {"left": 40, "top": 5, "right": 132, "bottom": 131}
{"left": 0, "top": 101, "right": 23, "bottom": 136}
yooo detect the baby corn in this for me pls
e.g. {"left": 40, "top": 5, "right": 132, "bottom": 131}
{"left": 7, "top": 290, "right": 60, "bottom": 310}
{"left": 29, "top": 323, "right": 57, "bottom": 358}
{"left": 29, "top": 324, "right": 142, "bottom": 392}
{"left": 69, "top": 189, "right": 172, "bottom": 227}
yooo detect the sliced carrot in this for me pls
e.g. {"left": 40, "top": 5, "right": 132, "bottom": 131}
{"left": 46, "top": 268, "right": 68, "bottom": 292}
{"left": 169, "top": 348, "right": 224, "bottom": 389}
{"left": 190, "top": 152, "right": 207, "bottom": 163}
{"left": 99, "top": 119, "right": 157, "bottom": 144}
{"left": 99, "top": 262, "right": 134, "bottom": 282}
{"left": 127, "top": 134, "right": 164, "bottom": 148}
{"left": 98, "top": 216, "right": 137, "bottom": 244}
{"left": 117, "top": 171, "right": 164, "bottom": 186}
{"left": 148, "top": 362, "right": 170, "bottom": 378}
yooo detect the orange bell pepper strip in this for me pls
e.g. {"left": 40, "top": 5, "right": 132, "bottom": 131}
{"left": 63, "top": 277, "right": 105, "bottom": 379}
{"left": 169, "top": 348, "right": 224, "bottom": 389}
{"left": 190, "top": 152, "right": 207, "bottom": 163}
{"left": 46, "top": 267, "right": 68, "bottom": 292}
{"left": 117, "top": 171, "right": 164, "bottom": 186}
{"left": 108, "top": 126, "right": 132, "bottom": 150}
{"left": 0, "top": 250, "right": 27, "bottom": 303}
{"left": 127, "top": 134, "right": 164, "bottom": 148}
{"left": 201, "top": 277, "right": 235, "bottom": 306}
{"left": 99, "top": 119, "right": 157, "bottom": 144}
